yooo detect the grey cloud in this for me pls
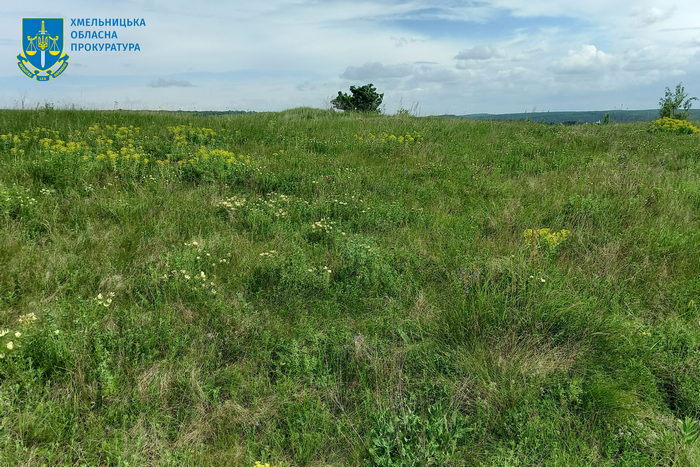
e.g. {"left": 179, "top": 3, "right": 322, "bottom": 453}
{"left": 455, "top": 60, "right": 479, "bottom": 70}
{"left": 511, "top": 43, "right": 547, "bottom": 62}
{"left": 621, "top": 45, "right": 683, "bottom": 73}
{"left": 391, "top": 36, "right": 423, "bottom": 47}
{"left": 148, "top": 78, "right": 194, "bottom": 88}
{"left": 296, "top": 81, "right": 318, "bottom": 91}
{"left": 340, "top": 62, "right": 414, "bottom": 80}
{"left": 623, "top": 46, "right": 664, "bottom": 72}
{"left": 454, "top": 45, "right": 506, "bottom": 60}
{"left": 630, "top": 6, "right": 675, "bottom": 26}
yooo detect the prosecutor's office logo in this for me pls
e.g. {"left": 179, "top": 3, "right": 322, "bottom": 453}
{"left": 17, "top": 18, "right": 69, "bottom": 81}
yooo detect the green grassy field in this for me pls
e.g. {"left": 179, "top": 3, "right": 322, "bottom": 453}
{"left": 0, "top": 107, "right": 699, "bottom": 466}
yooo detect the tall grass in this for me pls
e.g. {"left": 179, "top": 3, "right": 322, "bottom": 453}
{"left": 0, "top": 107, "right": 699, "bottom": 466}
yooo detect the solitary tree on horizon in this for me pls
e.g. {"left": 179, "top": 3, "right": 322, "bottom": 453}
{"left": 331, "top": 84, "right": 383, "bottom": 113}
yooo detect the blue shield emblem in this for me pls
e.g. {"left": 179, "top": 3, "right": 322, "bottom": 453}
{"left": 18, "top": 18, "right": 69, "bottom": 81}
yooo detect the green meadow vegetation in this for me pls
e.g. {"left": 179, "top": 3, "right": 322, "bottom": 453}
{"left": 0, "top": 106, "right": 699, "bottom": 466}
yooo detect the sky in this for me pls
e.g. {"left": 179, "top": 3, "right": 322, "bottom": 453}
{"left": 2, "top": 0, "right": 700, "bottom": 115}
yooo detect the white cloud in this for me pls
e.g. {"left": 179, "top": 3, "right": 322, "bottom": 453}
{"left": 340, "top": 62, "right": 414, "bottom": 80}
{"left": 148, "top": 78, "right": 194, "bottom": 87}
{"left": 454, "top": 61, "right": 481, "bottom": 70}
{"left": 551, "top": 44, "right": 616, "bottom": 74}
{"left": 407, "top": 66, "right": 463, "bottom": 85}
{"left": 454, "top": 44, "right": 507, "bottom": 60}
{"left": 511, "top": 41, "right": 548, "bottom": 62}
{"left": 622, "top": 45, "right": 675, "bottom": 72}
{"left": 495, "top": 66, "right": 533, "bottom": 81}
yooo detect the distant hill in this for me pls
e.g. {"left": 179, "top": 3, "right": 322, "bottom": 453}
{"left": 441, "top": 109, "right": 700, "bottom": 125}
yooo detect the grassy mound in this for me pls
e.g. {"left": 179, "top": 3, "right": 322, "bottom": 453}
{"left": 1, "top": 107, "right": 699, "bottom": 466}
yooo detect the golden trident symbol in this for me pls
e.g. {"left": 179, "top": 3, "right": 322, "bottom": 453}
{"left": 26, "top": 21, "right": 60, "bottom": 68}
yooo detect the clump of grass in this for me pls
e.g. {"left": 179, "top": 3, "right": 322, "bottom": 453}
{"left": 522, "top": 228, "right": 571, "bottom": 249}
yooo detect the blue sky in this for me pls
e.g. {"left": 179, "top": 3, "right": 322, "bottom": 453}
{"left": 2, "top": 0, "right": 700, "bottom": 115}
